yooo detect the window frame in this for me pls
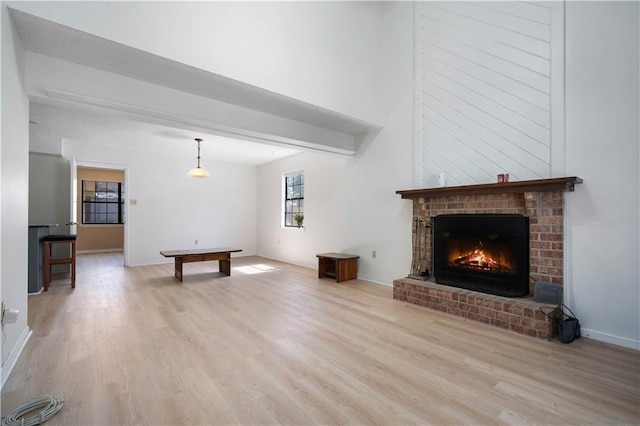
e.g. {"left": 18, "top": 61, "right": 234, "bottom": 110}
{"left": 81, "top": 180, "right": 125, "bottom": 225}
{"left": 283, "top": 171, "right": 304, "bottom": 228}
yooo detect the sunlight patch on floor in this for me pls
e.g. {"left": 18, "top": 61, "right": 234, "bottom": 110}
{"left": 234, "top": 264, "right": 278, "bottom": 275}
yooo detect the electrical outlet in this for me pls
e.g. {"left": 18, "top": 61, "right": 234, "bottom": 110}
{"left": 194, "top": 239, "right": 198, "bottom": 245}
{"left": 372, "top": 250, "right": 377, "bottom": 259}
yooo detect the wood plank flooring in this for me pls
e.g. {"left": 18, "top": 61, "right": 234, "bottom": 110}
{"left": 2, "top": 253, "right": 638, "bottom": 425}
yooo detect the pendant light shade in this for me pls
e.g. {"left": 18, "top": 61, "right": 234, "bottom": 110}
{"left": 187, "top": 138, "right": 210, "bottom": 178}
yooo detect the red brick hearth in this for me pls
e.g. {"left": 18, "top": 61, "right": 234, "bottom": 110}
{"left": 393, "top": 279, "right": 559, "bottom": 339}
{"left": 395, "top": 177, "right": 582, "bottom": 340}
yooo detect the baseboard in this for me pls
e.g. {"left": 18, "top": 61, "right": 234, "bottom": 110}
{"left": 1, "top": 326, "right": 32, "bottom": 391}
{"left": 258, "top": 254, "right": 393, "bottom": 287}
{"left": 357, "top": 273, "right": 392, "bottom": 287}
{"left": 77, "top": 248, "right": 123, "bottom": 254}
{"left": 580, "top": 328, "right": 640, "bottom": 350}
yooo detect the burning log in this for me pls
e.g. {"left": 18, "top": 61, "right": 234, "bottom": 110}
{"left": 451, "top": 242, "right": 511, "bottom": 273}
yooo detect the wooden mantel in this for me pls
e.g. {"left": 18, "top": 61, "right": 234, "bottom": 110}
{"left": 396, "top": 177, "right": 583, "bottom": 199}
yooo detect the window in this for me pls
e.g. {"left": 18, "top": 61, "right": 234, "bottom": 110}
{"left": 82, "top": 180, "right": 125, "bottom": 224}
{"left": 284, "top": 172, "right": 304, "bottom": 227}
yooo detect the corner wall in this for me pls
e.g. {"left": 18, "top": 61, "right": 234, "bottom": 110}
{"left": 1, "top": 4, "right": 31, "bottom": 386}
{"left": 61, "top": 140, "right": 258, "bottom": 267}
{"left": 257, "top": 2, "right": 415, "bottom": 285}
{"left": 564, "top": 1, "right": 640, "bottom": 348}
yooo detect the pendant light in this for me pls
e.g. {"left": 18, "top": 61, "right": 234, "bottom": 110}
{"left": 187, "top": 138, "right": 210, "bottom": 178}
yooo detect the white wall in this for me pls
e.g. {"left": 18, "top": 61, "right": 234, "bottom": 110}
{"left": 10, "top": 1, "right": 384, "bottom": 123}
{"left": 1, "top": 4, "right": 31, "bottom": 385}
{"left": 257, "top": 2, "right": 415, "bottom": 285}
{"left": 564, "top": 1, "right": 639, "bottom": 348}
{"left": 61, "top": 140, "right": 257, "bottom": 266}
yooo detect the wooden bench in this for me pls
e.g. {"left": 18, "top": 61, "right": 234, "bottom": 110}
{"left": 160, "top": 247, "right": 242, "bottom": 282}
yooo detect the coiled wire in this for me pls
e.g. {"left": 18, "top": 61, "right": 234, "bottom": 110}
{"left": 1, "top": 396, "right": 64, "bottom": 426}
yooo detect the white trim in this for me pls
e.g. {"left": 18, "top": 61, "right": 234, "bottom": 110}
{"left": 413, "top": 1, "right": 423, "bottom": 187}
{"left": 77, "top": 248, "right": 123, "bottom": 254}
{"left": 75, "top": 160, "right": 129, "bottom": 267}
{"left": 0, "top": 327, "right": 32, "bottom": 391}
{"left": 579, "top": 329, "right": 640, "bottom": 351}
{"left": 357, "top": 273, "right": 392, "bottom": 287}
{"left": 550, "top": 1, "right": 566, "bottom": 177}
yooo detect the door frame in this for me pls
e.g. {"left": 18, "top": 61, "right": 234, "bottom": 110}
{"left": 72, "top": 160, "right": 129, "bottom": 266}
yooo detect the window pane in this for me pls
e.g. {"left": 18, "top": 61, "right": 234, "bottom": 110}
{"left": 106, "top": 182, "right": 118, "bottom": 193}
{"left": 81, "top": 180, "right": 124, "bottom": 224}
{"left": 284, "top": 172, "right": 303, "bottom": 227}
{"left": 83, "top": 203, "right": 92, "bottom": 222}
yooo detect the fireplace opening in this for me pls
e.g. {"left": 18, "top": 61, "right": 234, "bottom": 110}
{"left": 433, "top": 214, "right": 529, "bottom": 297}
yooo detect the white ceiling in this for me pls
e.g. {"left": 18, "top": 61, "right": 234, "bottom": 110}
{"left": 29, "top": 102, "right": 301, "bottom": 166}
{"left": 11, "top": 7, "right": 381, "bottom": 165}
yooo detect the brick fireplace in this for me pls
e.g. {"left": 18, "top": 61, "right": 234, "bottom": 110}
{"left": 394, "top": 177, "right": 582, "bottom": 340}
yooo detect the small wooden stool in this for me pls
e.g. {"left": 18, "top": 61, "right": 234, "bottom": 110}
{"left": 316, "top": 253, "right": 359, "bottom": 283}
{"left": 42, "top": 234, "right": 77, "bottom": 291}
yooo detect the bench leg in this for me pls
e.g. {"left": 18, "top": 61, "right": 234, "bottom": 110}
{"left": 219, "top": 259, "right": 231, "bottom": 276}
{"left": 174, "top": 258, "right": 183, "bottom": 282}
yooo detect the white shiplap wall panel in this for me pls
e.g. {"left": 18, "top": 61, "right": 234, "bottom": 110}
{"left": 423, "top": 68, "right": 550, "bottom": 145}
{"left": 423, "top": 58, "right": 550, "bottom": 128}
{"left": 423, "top": 122, "right": 501, "bottom": 181}
{"left": 480, "top": 1, "right": 551, "bottom": 24}
{"left": 422, "top": 80, "right": 550, "bottom": 161}
{"left": 421, "top": 42, "right": 550, "bottom": 110}
{"left": 422, "top": 4, "right": 550, "bottom": 57}
{"left": 435, "top": 1, "right": 550, "bottom": 41}
{"left": 423, "top": 31, "right": 549, "bottom": 93}
{"left": 422, "top": 101, "right": 549, "bottom": 177}
{"left": 423, "top": 16, "right": 550, "bottom": 76}
{"left": 419, "top": 1, "right": 556, "bottom": 186}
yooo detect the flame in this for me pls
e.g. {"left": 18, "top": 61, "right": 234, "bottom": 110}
{"left": 456, "top": 247, "right": 497, "bottom": 268}
{"left": 451, "top": 241, "right": 510, "bottom": 272}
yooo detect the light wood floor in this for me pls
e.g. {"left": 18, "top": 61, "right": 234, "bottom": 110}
{"left": 2, "top": 253, "right": 638, "bottom": 425}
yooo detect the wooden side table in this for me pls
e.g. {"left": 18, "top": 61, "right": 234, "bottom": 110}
{"left": 316, "top": 253, "right": 359, "bottom": 283}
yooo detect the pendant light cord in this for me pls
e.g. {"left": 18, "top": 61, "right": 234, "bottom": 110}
{"left": 195, "top": 138, "right": 203, "bottom": 168}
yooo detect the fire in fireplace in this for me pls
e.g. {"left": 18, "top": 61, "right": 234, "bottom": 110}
{"left": 450, "top": 240, "right": 513, "bottom": 273}
{"left": 433, "top": 214, "right": 529, "bottom": 297}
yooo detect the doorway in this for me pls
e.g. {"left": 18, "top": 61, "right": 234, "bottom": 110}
{"left": 73, "top": 161, "right": 129, "bottom": 267}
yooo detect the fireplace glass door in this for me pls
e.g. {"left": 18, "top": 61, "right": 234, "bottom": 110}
{"left": 433, "top": 214, "right": 529, "bottom": 297}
